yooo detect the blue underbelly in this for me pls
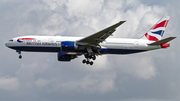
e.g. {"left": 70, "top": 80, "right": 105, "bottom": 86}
{"left": 100, "top": 48, "right": 147, "bottom": 54}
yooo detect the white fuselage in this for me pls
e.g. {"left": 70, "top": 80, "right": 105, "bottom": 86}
{"left": 5, "top": 35, "right": 161, "bottom": 55}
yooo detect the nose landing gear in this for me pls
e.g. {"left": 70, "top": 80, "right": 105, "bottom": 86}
{"left": 16, "top": 50, "right": 22, "bottom": 59}
{"left": 19, "top": 55, "right": 22, "bottom": 59}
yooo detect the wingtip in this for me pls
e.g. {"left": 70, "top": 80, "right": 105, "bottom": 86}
{"left": 120, "top": 21, "right": 126, "bottom": 22}
{"left": 119, "top": 21, "right": 126, "bottom": 24}
{"left": 171, "top": 37, "right": 177, "bottom": 39}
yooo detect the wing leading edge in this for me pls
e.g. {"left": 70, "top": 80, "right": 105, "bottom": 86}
{"left": 76, "top": 21, "right": 126, "bottom": 46}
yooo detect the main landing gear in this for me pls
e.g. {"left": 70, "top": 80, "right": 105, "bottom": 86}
{"left": 82, "top": 54, "right": 96, "bottom": 66}
{"left": 16, "top": 50, "right": 22, "bottom": 59}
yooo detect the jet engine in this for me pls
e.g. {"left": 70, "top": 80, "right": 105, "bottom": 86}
{"left": 61, "top": 41, "right": 77, "bottom": 52}
{"left": 57, "top": 53, "right": 77, "bottom": 61}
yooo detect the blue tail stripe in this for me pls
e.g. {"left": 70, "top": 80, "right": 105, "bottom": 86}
{"left": 151, "top": 30, "right": 164, "bottom": 37}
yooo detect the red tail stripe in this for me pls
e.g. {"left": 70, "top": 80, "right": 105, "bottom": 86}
{"left": 152, "top": 20, "right": 169, "bottom": 29}
{"left": 165, "top": 20, "right": 169, "bottom": 28}
{"left": 18, "top": 38, "right": 35, "bottom": 40}
{"left": 145, "top": 33, "right": 159, "bottom": 41}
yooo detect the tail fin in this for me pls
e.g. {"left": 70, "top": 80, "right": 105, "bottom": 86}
{"left": 141, "top": 16, "right": 170, "bottom": 41}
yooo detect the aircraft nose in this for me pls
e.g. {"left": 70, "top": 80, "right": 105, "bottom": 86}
{"left": 5, "top": 43, "right": 10, "bottom": 47}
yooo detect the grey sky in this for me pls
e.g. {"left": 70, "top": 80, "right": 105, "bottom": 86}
{"left": 1, "top": 0, "right": 180, "bottom": 101}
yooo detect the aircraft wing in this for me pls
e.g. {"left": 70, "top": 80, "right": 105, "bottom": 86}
{"left": 76, "top": 21, "right": 126, "bottom": 46}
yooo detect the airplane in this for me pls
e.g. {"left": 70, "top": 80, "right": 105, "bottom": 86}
{"left": 5, "top": 16, "right": 176, "bottom": 65}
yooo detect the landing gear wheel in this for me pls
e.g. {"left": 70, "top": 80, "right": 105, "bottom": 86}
{"left": 82, "top": 59, "right": 86, "bottom": 64}
{"left": 86, "top": 61, "right": 90, "bottom": 64}
{"left": 89, "top": 55, "right": 92, "bottom": 59}
{"left": 83, "top": 53, "right": 96, "bottom": 65}
{"left": 19, "top": 55, "right": 22, "bottom": 59}
{"left": 16, "top": 50, "right": 22, "bottom": 59}
{"left": 92, "top": 56, "right": 96, "bottom": 60}
{"left": 85, "top": 54, "right": 89, "bottom": 59}
{"left": 90, "top": 61, "right": 93, "bottom": 65}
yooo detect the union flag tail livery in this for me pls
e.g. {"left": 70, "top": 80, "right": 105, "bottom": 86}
{"left": 142, "top": 16, "right": 170, "bottom": 41}
{"left": 5, "top": 16, "right": 176, "bottom": 66}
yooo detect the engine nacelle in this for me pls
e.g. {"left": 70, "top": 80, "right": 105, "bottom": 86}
{"left": 61, "top": 41, "right": 77, "bottom": 52}
{"left": 57, "top": 53, "right": 76, "bottom": 61}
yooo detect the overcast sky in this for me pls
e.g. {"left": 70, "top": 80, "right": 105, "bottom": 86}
{"left": 1, "top": 0, "right": 180, "bottom": 101}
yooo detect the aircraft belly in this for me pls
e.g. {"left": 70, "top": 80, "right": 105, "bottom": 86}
{"left": 100, "top": 48, "right": 147, "bottom": 54}
{"left": 8, "top": 46, "right": 60, "bottom": 52}
{"left": 100, "top": 43, "right": 147, "bottom": 54}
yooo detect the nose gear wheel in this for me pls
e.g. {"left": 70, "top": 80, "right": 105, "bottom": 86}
{"left": 16, "top": 50, "right": 22, "bottom": 59}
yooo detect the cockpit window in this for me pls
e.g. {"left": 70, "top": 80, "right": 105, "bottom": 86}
{"left": 9, "top": 39, "right": 13, "bottom": 42}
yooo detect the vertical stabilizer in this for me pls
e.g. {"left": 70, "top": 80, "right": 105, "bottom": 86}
{"left": 141, "top": 16, "right": 170, "bottom": 41}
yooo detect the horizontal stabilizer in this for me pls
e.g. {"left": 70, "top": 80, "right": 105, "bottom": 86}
{"left": 149, "top": 37, "right": 176, "bottom": 45}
